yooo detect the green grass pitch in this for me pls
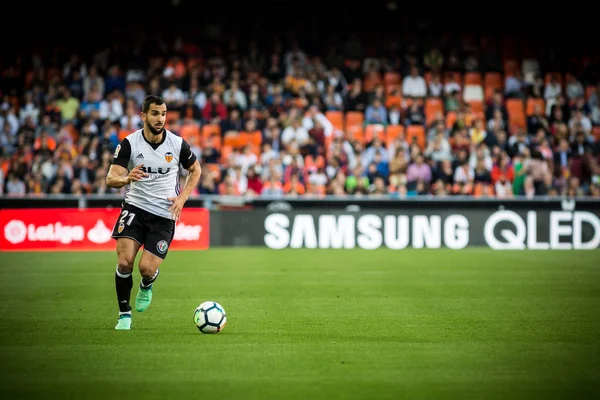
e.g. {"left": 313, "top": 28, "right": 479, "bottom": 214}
{"left": 0, "top": 248, "right": 599, "bottom": 399}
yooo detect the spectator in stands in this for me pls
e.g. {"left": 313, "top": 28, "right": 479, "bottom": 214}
{"left": 587, "top": 84, "right": 600, "bottom": 115}
{"left": 544, "top": 75, "right": 562, "bottom": 102}
{"left": 527, "top": 104, "right": 549, "bottom": 134}
{"left": 365, "top": 98, "right": 388, "bottom": 125}
{"left": 404, "top": 101, "right": 425, "bottom": 126}
{"left": 423, "top": 46, "right": 444, "bottom": 72}
{"left": 444, "top": 49, "right": 462, "bottom": 72}
{"left": 443, "top": 73, "right": 461, "bottom": 97}
{"left": 487, "top": 109, "right": 506, "bottom": 134}
{"left": 244, "top": 165, "right": 263, "bottom": 196}
{"left": 528, "top": 150, "right": 550, "bottom": 193}
{"left": 505, "top": 71, "right": 525, "bottom": 98}
{"left": 223, "top": 80, "right": 248, "bottom": 111}
{"left": 281, "top": 117, "right": 309, "bottom": 147}
{"left": 565, "top": 74, "right": 584, "bottom": 100}
{"left": 444, "top": 90, "right": 461, "bottom": 113}
{"left": 387, "top": 104, "right": 402, "bottom": 125}
{"left": 5, "top": 172, "right": 26, "bottom": 196}
{"left": 104, "top": 65, "right": 126, "bottom": 95}
{"left": 55, "top": 87, "right": 80, "bottom": 123}
{"left": 485, "top": 91, "right": 508, "bottom": 121}
{"left": 82, "top": 65, "right": 104, "bottom": 100}
{"left": 425, "top": 130, "right": 452, "bottom": 162}
{"left": 565, "top": 176, "right": 585, "bottom": 197}
{"left": 553, "top": 138, "right": 572, "bottom": 173}
{"left": 72, "top": 155, "right": 95, "bottom": 193}
{"left": 473, "top": 159, "right": 492, "bottom": 185}
{"left": 259, "top": 171, "right": 283, "bottom": 197}
{"left": 344, "top": 165, "right": 366, "bottom": 194}
{"left": 120, "top": 98, "right": 142, "bottom": 131}
{"left": 302, "top": 105, "right": 333, "bottom": 138}
{"left": 323, "top": 84, "right": 344, "bottom": 111}
{"left": 571, "top": 130, "right": 593, "bottom": 156}
{"left": 406, "top": 153, "right": 432, "bottom": 186}
{"left": 202, "top": 92, "right": 228, "bottom": 124}
{"left": 536, "top": 136, "right": 554, "bottom": 160}
{"left": 402, "top": 66, "right": 427, "bottom": 99}
{"left": 161, "top": 82, "right": 186, "bottom": 114}
{"left": 453, "top": 157, "right": 474, "bottom": 192}
{"left": 284, "top": 173, "right": 305, "bottom": 196}
{"left": 568, "top": 109, "right": 592, "bottom": 137}
{"left": 428, "top": 72, "right": 443, "bottom": 97}
{"left": 19, "top": 91, "right": 41, "bottom": 125}
{"left": 529, "top": 74, "right": 545, "bottom": 98}
{"left": 325, "top": 67, "right": 348, "bottom": 95}
{"left": 469, "top": 119, "right": 487, "bottom": 145}
{"left": 345, "top": 78, "right": 368, "bottom": 111}
{"left": 463, "top": 53, "right": 479, "bottom": 72}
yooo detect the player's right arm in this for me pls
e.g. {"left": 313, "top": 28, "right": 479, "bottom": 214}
{"left": 106, "top": 139, "right": 147, "bottom": 188}
{"left": 106, "top": 164, "right": 147, "bottom": 188}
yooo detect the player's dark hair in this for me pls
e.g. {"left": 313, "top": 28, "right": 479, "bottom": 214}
{"left": 142, "top": 95, "right": 166, "bottom": 113}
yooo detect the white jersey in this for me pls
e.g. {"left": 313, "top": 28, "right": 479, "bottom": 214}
{"left": 112, "top": 129, "right": 196, "bottom": 220}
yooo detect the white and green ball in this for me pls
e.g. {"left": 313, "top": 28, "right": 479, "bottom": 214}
{"left": 193, "top": 301, "right": 227, "bottom": 334}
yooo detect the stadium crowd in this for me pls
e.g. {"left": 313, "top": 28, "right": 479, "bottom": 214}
{"left": 1, "top": 30, "right": 600, "bottom": 199}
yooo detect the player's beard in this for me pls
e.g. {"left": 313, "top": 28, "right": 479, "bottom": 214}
{"left": 147, "top": 122, "right": 164, "bottom": 136}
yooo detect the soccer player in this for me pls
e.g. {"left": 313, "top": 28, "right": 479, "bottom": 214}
{"left": 106, "top": 95, "right": 202, "bottom": 330}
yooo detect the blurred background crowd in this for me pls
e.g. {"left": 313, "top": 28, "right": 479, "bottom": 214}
{"left": 2, "top": 2, "right": 599, "bottom": 199}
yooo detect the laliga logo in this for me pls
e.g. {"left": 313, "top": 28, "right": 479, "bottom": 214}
{"left": 484, "top": 210, "right": 600, "bottom": 250}
{"left": 4, "top": 220, "right": 27, "bottom": 244}
{"left": 3, "top": 219, "right": 85, "bottom": 244}
{"left": 87, "top": 220, "right": 112, "bottom": 244}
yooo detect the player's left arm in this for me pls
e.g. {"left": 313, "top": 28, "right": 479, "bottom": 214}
{"left": 168, "top": 140, "right": 202, "bottom": 220}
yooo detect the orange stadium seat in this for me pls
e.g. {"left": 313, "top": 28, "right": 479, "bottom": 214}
{"left": 446, "top": 111, "right": 458, "bottom": 129}
{"left": 464, "top": 72, "right": 482, "bottom": 86}
{"left": 347, "top": 125, "right": 365, "bottom": 144}
{"left": 484, "top": 72, "right": 503, "bottom": 91}
{"left": 383, "top": 71, "right": 401, "bottom": 87}
{"left": 345, "top": 111, "right": 364, "bottom": 130}
{"left": 406, "top": 125, "right": 426, "bottom": 150}
{"left": 202, "top": 124, "right": 221, "bottom": 141}
{"left": 526, "top": 98, "right": 545, "bottom": 116}
{"left": 385, "top": 94, "right": 402, "bottom": 108}
{"left": 425, "top": 97, "right": 444, "bottom": 123}
{"left": 119, "top": 129, "right": 131, "bottom": 141}
{"left": 385, "top": 125, "right": 405, "bottom": 144}
{"left": 325, "top": 110, "right": 344, "bottom": 130}
{"left": 239, "top": 130, "right": 262, "bottom": 148}
{"left": 503, "top": 60, "right": 520, "bottom": 76}
{"left": 179, "top": 123, "right": 201, "bottom": 142}
{"left": 364, "top": 124, "right": 386, "bottom": 143}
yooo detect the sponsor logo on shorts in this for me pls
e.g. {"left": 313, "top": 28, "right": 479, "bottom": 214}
{"left": 157, "top": 240, "right": 168, "bottom": 254}
{"left": 165, "top": 152, "right": 173, "bottom": 162}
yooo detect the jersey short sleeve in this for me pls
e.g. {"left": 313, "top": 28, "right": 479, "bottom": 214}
{"left": 179, "top": 139, "right": 197, "bottom": 169}
{"left": 112, "top": 138, "right": 132, "bottom": 169}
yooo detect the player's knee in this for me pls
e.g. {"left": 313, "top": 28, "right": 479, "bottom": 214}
{"left": 138, "top": 262, "right": 157, "bottom": 279}
{"left": 117, "top": 256, "right": 135, "bottom": 273}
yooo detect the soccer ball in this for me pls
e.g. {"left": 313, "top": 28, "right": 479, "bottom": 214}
{"left": 193, "top": 301, "right": 227, "bottom": 334}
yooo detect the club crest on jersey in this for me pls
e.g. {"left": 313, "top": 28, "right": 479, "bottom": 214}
{"left": 114, "top": 144, "right": 121, "bottom": 158}
{"left": 157, "top": 240, "right": 168, "bottom": 254}
{"left": 165, "top": 152, "right": 173, "bottom": 163}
